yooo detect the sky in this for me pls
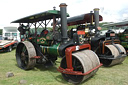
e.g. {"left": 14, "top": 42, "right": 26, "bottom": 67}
{"left": 0, "top": 0, "right": 128, "bottom": 28}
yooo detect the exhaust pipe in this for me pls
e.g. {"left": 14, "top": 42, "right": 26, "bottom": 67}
{"left": 59, "top": 3, "right": 68, "bottom": 44}
{"left": 94, "top": 8, "right": 100, "bottom": 33}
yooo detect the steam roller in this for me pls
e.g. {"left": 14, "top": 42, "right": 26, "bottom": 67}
{"left": 63, "top": 8, "right": 127, "bottom": 67}
{"left": 58, "top": 44, "right": 102, "bottom": 84}
{"left": 91, "top": 29, "right": 127, "bottom": 66}
{"left": 98, "top": 44, "right": 126, "bottom": 66}
{"left": 91, "top": 9, "right": 127, "bottom": 66}
{"left": 60, "top": 50, "right": 100, "bottom": 83}
{"left": 12, "top": 3, "right": 102, "bottom": 84}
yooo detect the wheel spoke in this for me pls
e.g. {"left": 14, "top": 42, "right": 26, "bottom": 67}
{"left": 20, "top": 45, "right": 29, "bottom": 67}
{"left": 75, "top": 65, "right": 82, "bottom": 70}
{"left": 72, "top": 58, "right": 82, "bottom": 71}
{"left": 22, "top": 46, "right": 27, "bottom": 54}
{"left": 73, "top": 58, "right": 76, "bottom": 66}
{"left": 105, "top": 51, "right": 110, "bottom": 55}
{"left": 16, "top": 42, "right": 36, "bottom": 70}
{"left": 61, "top": 56, "right": 84, "bottom": 84}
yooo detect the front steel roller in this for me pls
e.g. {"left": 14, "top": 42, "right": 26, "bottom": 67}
{"left": 16, "top": 41, "right": 36, "bottom": 70}
{"left": 60, "top": 50, "right": 100, "bottom": 84}
{"left": 99, "top": 44, "right": 126, "bottom": 66}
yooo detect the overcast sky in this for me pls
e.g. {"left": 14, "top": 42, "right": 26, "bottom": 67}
{"left": 0, "top": 0, "right": 128, "bottom": 28}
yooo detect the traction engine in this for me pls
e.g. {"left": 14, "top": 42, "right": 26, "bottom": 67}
{"left": 91, "top": 30, "right": 126, "bottom": 66}
{"left": 66, "top": 8, "right": 127, "bottom": 67}
{"left": 118, "top": 29, "right": 128, "bottom": 54}
{"left": 11, "top": 3, "right": 102, "bottom": 84}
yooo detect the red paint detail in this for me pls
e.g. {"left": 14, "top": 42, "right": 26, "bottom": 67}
{"left": 65, "top": 44, "right": 91, "bottom": 69}
{"left": 31, "top": 56, "right": 41, "bottom": 59}
{"left": 77, "top": 31, "right": 85, "bottom": 35}
{"left": 102, "top": 40, "right": 120, "bottom": 54}
{"left": 44, "top": 30, "right": 48, "bottom": 35}
{"left": 110, "top": 33, "right": 115, "bottom": 37}
{"left": 22, "top": 39, "right": 25, "bottom": 41}
{"left": 37, "top": 39, "right": 40, "bottom": 42}
{"left": 29, "top": 37, "right": 32, "bottom": 40}
{"left": 57, "top": 63, "right": 103, "bottom": 75}
{"left": 125, "top": 36, "right": 128, "bottom": 38}
{"left": 4, "top": 41, "right": 17, "bottom": 48}
{"left": 97, "top": 27, "right": 102, "bottom": 30}
{"left": 58, "top": 44, "right": 103, "bottom": 75}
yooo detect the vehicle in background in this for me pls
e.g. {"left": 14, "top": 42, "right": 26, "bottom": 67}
{"left": 103, "top": 21, "right": 128, "bottom": 54}
{"left": 0, "top": 35, "right": 2, "bottom": 40}
{"left": 3, "top": 26, "right": 20, "bottom": 42}
{"left": 0, "top": 27, "right": 19, "bottom": 52}
{"left": 65, "top": 9, "right": 126, "bottom": 66}
{"left": 0, "top": 40, "right": 17, "bottom": 52}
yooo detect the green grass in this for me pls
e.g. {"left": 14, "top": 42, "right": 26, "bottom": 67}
{"left": 0, "top": 50, "right": 128, "bottom": 85}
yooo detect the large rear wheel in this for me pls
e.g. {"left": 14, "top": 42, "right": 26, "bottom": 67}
{"left": 16, "top": 41, "right": 36, "bottom": 70}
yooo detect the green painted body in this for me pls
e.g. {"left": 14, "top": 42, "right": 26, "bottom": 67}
{"left": 26, "top": 28, "right": 61, "bottom": 56}
{"left": 14, "top": 9, "right": 70, "bottom": 57}
{"left": 36, "top": 33, "right": 53, "bottom": 46}
{"left": 41, "top": 43, "right": 60, "bottom": 56}
{"left": 119, "top": 34, "right": 128, "bottom": 41}
{"left": 121, "top": 42, "right": 128, "bottom": 48}
{"left": 12, "top": 10, "right": 69, "bottom": 23}
{"left": 118, "top": 33, "right": 128, "bottom": 49}
{"left": 28, "top": 29, "right": 54, "bottom": 46}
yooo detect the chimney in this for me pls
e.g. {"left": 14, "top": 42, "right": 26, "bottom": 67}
{"left": 59, "top": 3, "right": 68, "bottom": 44}
{"left": 94, "top": 8, "right": 100, "bottom": 33}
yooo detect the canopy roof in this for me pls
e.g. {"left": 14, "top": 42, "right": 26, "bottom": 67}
{"left": 103, "top": 21, "right": 128, "bottom": 27}
{"left": 56, "top": 13, "right": 103, "bottom": 26}
{"left": 11, "top": 10, "right": 69, "bottom": 23}
{"left": 67, "top": 13, "right": 103, "bottom": 26}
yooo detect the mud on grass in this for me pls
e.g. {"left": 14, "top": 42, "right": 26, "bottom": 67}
{"left": 0, "top": 50, "right": 128, "bottom": 85}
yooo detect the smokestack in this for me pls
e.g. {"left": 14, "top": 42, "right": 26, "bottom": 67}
{"left": 59, "top": 3, "right": 68, "bottom": 44}
{"left": 90, "top": 11, "right": 93, "bottom": 25}
{"left": 94, "top": 8, "right": 100, "bottom": 32}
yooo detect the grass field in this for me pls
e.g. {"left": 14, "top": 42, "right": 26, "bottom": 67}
{"left": 0, "top": 49, "right": 128, "bottom": 85}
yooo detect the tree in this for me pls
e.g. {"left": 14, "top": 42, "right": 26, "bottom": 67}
{"left": 0, "top": 29, "right": 2, "bottom": 35}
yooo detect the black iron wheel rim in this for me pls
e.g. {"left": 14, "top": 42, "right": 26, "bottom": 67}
{"left": 20, "top": 45, "right": 29, "bottom": 69}
{"left": 60, "top": 56, "right": 84, "bottom": 84}
{"left": 101, "top": 46, "right": 113, "bottom": 66}
{"left": 16, "top": 43, "right": 29, "bottom": 69}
